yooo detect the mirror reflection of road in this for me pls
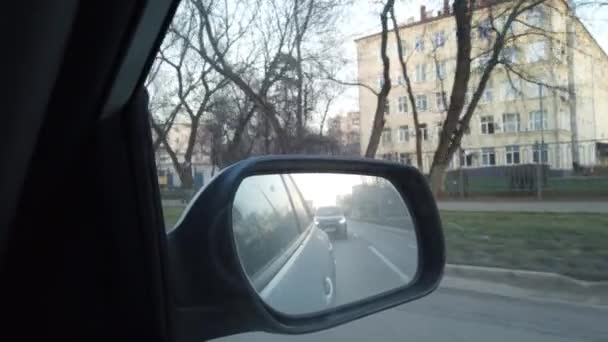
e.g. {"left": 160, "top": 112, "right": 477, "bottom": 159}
{"left": 331, "top": 219, "right": 418, "bottom": 306}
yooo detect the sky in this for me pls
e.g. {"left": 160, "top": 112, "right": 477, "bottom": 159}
{"left": 325, "top": 0, "right": 608, "bottom": 117}
{"left": 291, "top": 173, "right": 374, "bottom": 207}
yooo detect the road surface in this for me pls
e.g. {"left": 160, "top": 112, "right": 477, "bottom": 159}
{"left": 217, "top": 219, "right": 608, "bottom": 342}
{"left": 333, "top": 220, "right": 418, "bottom": 305}
{"left": 217, "top": 286, "right": 608, "bottom": 342}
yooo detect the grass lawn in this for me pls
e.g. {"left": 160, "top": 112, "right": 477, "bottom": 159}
{"left": 441, "top": 211, "right": 608, "bottom": 281}
{"left": 163, "top": 206, "right": 186, "bottom": 229}
{"left": 162, "top": 205, "right": 608, "bottom": 280}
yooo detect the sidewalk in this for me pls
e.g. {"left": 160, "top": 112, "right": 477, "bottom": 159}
{"left": 438, "top": 200, "right": 608, "bottom": 213}
{"left": 442, "top": 264, "right": 608, "bottom": 307}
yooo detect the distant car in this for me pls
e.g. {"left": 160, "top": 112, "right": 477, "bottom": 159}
{"left": 314, "top": 206, "right": 348, "bottom": 240}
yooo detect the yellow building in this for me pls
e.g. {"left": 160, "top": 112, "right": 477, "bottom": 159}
{"left": 356, "top": 0, "right": 608, "bottom": 172}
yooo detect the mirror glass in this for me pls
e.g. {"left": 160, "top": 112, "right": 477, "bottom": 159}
{"left": 231, "top": 173, "right": 418, "bottom": 316}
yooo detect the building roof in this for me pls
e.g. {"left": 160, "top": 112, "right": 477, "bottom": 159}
{"left": 354, "top": 0, "right": 608, "bottom": 61}
{"left": 354, "top": 0, "right": 511, "bottom": 42}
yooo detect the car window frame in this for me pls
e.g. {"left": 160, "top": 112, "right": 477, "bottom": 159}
{"left": 233, "top": 175, "right": 311, "bottom": 293}
{"left": 282, "top": 174, "right": 314, "bottom": 233}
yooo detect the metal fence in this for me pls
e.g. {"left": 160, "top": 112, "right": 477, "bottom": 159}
{"left": 438, "top": 139, "right": 608, "bottom": 199}
{"left": 379, "top": 139, "right": 608, "bottom": 198}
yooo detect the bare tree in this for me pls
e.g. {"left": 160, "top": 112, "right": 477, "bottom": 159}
{"left": 428, "top": 0, "right": 559, "bottom": 195}
{"left": 146, "top": 31, "right": 192, "bottom": 152}
{"left": 147, "top": 4, "right": 230, "bottom": 188}
{"left": 182, "top": 0, "right": 346, "bottom": 154}
{"left": 364, "top": 0, "right": 395, "bottom": 157}
{"left": 293, "top": 0, "right": 315, "bottom": 143}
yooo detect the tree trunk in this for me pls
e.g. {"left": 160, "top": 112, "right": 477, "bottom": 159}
{"left": 365, "top": 103, "right": 387, "bottom": 157}
{"left": 294, "top": 0, "right": 305, "bottom": 149}
{"left": 429, "top": 161, "right": 449, "bottom": 198}
{"left": 389, "top": 8, "right": 422, "bottom": 168}
{"left": 224, "top": 106, "right": 256, "bottom": 164}
{"left": 179, "top": 163, "right": 194, "bottom": 189}
{"left": 413, "top": 114, "right": 422, "bottom": 167}
{"left": 429, "top": 0, "right": 472, "bottom": 195}
{"left": 364, "top": 0, "right": 394, "bottom": 158}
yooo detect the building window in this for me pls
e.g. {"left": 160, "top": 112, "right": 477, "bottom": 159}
{"left": 415, "top": 94, "right": 428, "bottom": 111}
{"left": 436, "top": 61, "right": 447, "bottom": 80}
{"left": 400, "top": 40, "right": 408, "bottom": 55}
{"left": 415, "top": 64, "right": 426, "bottom": 82}
{"left": 398, "top": 125, "right": 409, "bottom": 142}
{"left": 433, "top": 31, "right": 446, "bottom": 47}
{"left": 480, "top": 116, "right": 495, "bottom": 134}
{"left": 478, "top": 19, "right": 492, "bottom": 40}
{"left": 526, "top": 82, "right": 547, "bottom": 99}
{"left": 533, "top": 143, "right": 549, "bottom": 163}
{"left": 384, "top": 98, "right": 390, "bottom": 115}
{"left": 415, "top": 36, "right": 424, "bottom": 52}
{"left": 418, "top": 123, "right": 428, "bottom": 141}
{"left": 481, "top": 86, "right": 493, "bottom": 103}
{"left": 529, "top": 110, "right": 547, "bottom": 130}
{"left": 502, "top": 113, "right": 520, "bottom": 132}
{"left": 436, "top": 122, "right": 443, "bottom": 138}
{"left": 460, "top": 150, "right": 474, "bottom": 167}
{"left": 527, "top": 41, "right": 547, "bottom": 63}
{"left": 435, "top": 91, "right": 447, "bottom": 111}
{"left": 399, "top": 153, "right": 412, "bottom": 165}
{"left": 398, "top": 96, "right": 408, "bottom": 113}
{"left": 481, "top": 147, "right": 496, "bottom": 166}
{"left": 505, "top": 145, "right": 521, "bottom": 164}
{"left": 476, "top": 54, "right": 491, "bottom": 70}
{"left": 502, "top": 80, "right": 517, "bottom": 100}
{"left": 501, "top": 47, "right": 518, "bottom": 64}
{"left": 396, "top": 74, "right": 405, "bottom": 85}
{"left": 526, "top": 7, "right": 546, "bottom": 27}
{"left": 381, "top": 128, "right": 392, "bottom": 145}
{"left": 377, "top": 73, "right": 384, "bottom": 89}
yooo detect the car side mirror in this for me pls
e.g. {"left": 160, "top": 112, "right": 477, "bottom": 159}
{"left": 167, "top": 156, "right": 445, "bottom": 341}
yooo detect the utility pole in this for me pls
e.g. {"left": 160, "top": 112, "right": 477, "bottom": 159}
{"left": 458, "top": 147, "right": 465, "bottom": 198}
{"left": 539, "top": 84, "right": 545, "bottom": 148}
{"left": 537, "top": 84, "right": 545, "bottom": 200}
{"left": 566, "top": 0, "right": 579, "bottom": 168}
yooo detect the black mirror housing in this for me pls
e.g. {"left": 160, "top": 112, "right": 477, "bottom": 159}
{"left": 167, "top": 155, "right": 445, "bottom": 341}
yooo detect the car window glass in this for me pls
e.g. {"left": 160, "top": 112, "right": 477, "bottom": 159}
{"left": 147, "top": 0, "right": 608, "bottom": 340}
{"left": 282, "top": 175, "right": 312, "bottom": 231}
{"left": 316, "top": 207, "right": 342, "bottom": 216}
{"left": 232, "top": 175, "right": 301, "bottom": 276}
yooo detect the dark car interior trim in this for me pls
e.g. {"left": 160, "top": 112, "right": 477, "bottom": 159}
{"left": 0, "top": 1, "right": 180, "bottom": 341}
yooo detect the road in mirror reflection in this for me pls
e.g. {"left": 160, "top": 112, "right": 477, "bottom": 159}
{"left": 232, "top": 173, "right": 418, "bottom": 316}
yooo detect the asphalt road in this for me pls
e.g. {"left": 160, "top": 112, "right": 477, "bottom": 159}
{"left": 331, "top": 220, "right": 418, "bottom": 306}
{"left": 216, "top": 220, "right": 608, "bottom": 342}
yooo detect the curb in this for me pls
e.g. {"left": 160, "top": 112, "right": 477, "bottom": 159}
{"left": 441, "top": 264, "right": 608, "bottom": 307}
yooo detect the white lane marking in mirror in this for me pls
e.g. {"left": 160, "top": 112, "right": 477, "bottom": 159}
{"left": 259, "top": 229, "right": 314, "bottom": 300}
{"left": 368, "top": 245, "right": 411, "bottom": 283}
{"left": 365, "top": 223, "right": 413, "bottom": 236}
